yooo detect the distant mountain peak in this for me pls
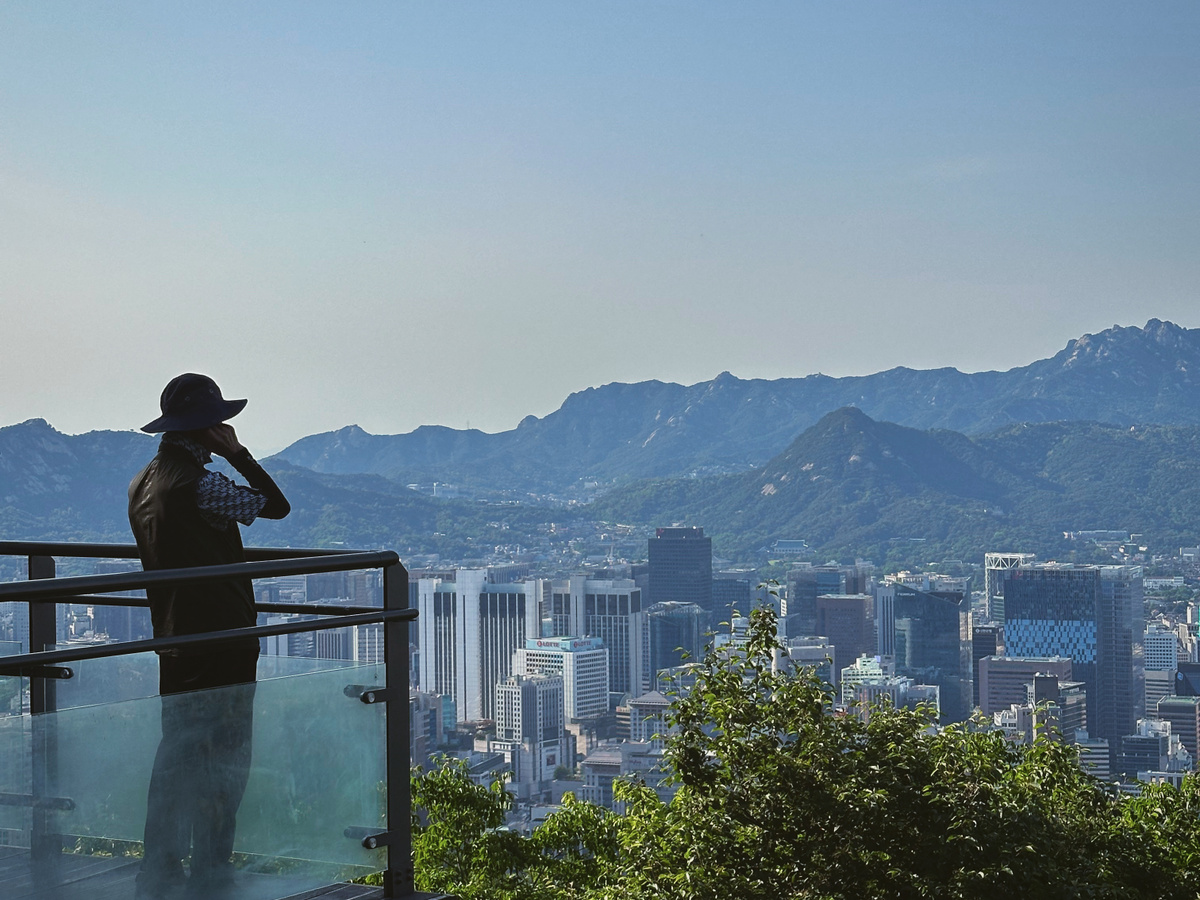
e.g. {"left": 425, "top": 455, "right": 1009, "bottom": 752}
{"left": 11, "top": 418, "right": 53, "bottom": 431}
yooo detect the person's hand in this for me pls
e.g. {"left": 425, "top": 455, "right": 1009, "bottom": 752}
{"left": 195, "top": 423, "right": 246, "bottom": 459}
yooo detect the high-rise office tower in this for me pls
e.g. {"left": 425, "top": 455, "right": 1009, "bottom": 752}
{"left": 816, "top": 594, "right": 874, "bottom": 685}
{"left": 643, "top": 601, "right": 705, "bottom": 690}
{"left": 548, "top": 576, "right": 645, "bottom": 697}
{"left": 418, "top": 569, "right": 542, "bottom": 723}
{"left": 971, "top": 624, "right": 1003, "bottom": 709}
{"left": 1002, "top": 563, "right": 1143, "bottom": 767}
{"left": 839, "top": 654, "right": 894, "bottom": 705}
{"left": 1176, "top": 662, "right": 1200, "bottom": 695}
{"left": 1098, "top": 566, "right": 1146, "bottom": 755}
{"left": 875, "top": 584, "right": 895, "bottom": 658}
{"left": 627, "top": 690, "right": 672, "bottom": 750}
{"left": 886, "top": 583, "right": 972, "bottom": 723}
{"left": 1145, "top": 623, "right": 1179, "bottom": 671}
{"left": 648, "top": 527, "right": 712, "bottom": 621}
{"left": 515, "top": 636, "right": 610, "bottom": 721}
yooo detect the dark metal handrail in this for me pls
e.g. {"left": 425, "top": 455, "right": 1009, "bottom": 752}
{"left": 0, "top": 550, "right": 399, "bottom": 601}
{"left": 0, "top": 540, "right": 347, "bottom": 560}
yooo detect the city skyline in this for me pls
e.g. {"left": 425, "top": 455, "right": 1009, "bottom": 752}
{"left": 2, "top": 3, "right": 1198, "bottom": 450}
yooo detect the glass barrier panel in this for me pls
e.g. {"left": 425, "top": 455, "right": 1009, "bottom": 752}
{"left": 4, "top": 659, "right": 388, "bottom": 899}
{"left": 0, "top": 713, "right": 30, "bottom": 845}
{"left": 0, "top": 640, "right": 30, "bottom": 845}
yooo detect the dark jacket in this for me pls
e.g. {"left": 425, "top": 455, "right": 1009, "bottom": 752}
{"left": 128, "top": 442, "right": 258, "bottom": 655}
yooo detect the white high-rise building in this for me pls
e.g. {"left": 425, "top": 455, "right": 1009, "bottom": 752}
{"left": 1145, "top": 623, "right": 1179, "bottom": 672}
{"left": 549, "top": 576, "right": 645, "bottom": 697}
{"left": 515, "top": 636, "right": 609, "bottom": 721}
{"left": 418, "top": 570, "right": 542, "bottom": 723}
{"left": 1145, "top": 623, "right": 1179, "bottom": 711}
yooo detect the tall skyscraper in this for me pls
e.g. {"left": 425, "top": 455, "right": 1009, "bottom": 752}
{"left": 1002, "top": 563, "right": 1143, "bottom": 767}
{"left": 648, "top": 527, "right": 712, "bottom": 621}
{"left": 886, "top": 583, "right": 972, "bottom": 723}
{"left": 1097, "top": 566, "right": 1146, "bottom": 754}
{"left": 548, "top": 576, "right": 645, "bottom": 697}
{"left": 418, "top": 569, "right": 542, "bottom": 723}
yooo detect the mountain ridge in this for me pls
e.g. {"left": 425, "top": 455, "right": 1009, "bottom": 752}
{"left": 275, "top": 318, "right": 1200, "bottom": 494}
{"left": 2, "top": 409, "right": 1199, "bottom": 568}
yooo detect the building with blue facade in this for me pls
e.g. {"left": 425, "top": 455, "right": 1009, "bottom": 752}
{"left": 1003, "top": 563, "right": 1143, "bottom": 769}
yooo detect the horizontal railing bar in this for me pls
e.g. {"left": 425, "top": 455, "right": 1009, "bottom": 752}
{"left": 255, "top": 601, "right": 385, "bottom": 616}
{"left": 24, "top": 593, "right": 384, "bottom": 616}
{"left": 0, "top": 540, "right": 354, "bottom": 560}
{"left": 0, "top": 607, "right": 418, "bottom": 674}
{"left": 0, "top": 792, "right": 75, "bottom": 811}
{"left": 0, "top": 551, "right": 400, "bottom": 601}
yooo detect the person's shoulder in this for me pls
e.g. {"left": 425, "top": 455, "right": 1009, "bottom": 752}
{"left": 147, "top": 445, "right": 207, "bottom": 484}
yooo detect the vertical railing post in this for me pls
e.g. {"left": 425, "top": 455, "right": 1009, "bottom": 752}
{"left": 28, "top": 554, "right": 61, "bottom": 884}
{"left": 382, "top": 560, "right": 413, "bottom": 898}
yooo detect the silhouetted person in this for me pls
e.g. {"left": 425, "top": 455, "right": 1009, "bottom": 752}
{"left": 129, "top": 374, "right": 290, "bottom": 899}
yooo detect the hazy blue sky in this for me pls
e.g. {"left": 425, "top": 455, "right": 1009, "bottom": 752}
{"left": 2, "top": 2, "right": 1197, "bottom": 450}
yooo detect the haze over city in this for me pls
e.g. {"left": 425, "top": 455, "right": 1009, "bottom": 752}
{"left": 2, "top": 2, "right": 1197, "bottom": 450}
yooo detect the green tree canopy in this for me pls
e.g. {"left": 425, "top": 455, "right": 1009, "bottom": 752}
{"left": 410, "top": 607, "right": 1200, "bottom": 899}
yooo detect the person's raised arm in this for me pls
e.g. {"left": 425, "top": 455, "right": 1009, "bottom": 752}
{"left": 195, "top": 423, "right": 291, "bottom": 520}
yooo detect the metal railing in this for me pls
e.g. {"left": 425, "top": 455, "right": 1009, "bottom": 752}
{"left": 0, "top": 540, "right": 419, "bottom": 899}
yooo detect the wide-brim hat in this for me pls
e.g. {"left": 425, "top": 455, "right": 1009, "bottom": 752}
{"left": 141, "top": 373, "right": 247, "bottom": 434}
